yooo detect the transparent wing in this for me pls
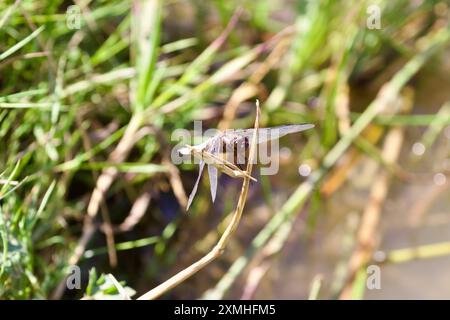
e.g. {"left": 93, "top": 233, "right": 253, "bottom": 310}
{"left": 207, "top": 138, "right": 221, "bottom": 203}
{"left": 186, "top": 160, "right": 205, "bottom": 211}
{"left": 229, "top": 124, "right": 314, "bottom": 144}
{"left": 208, "top": 164, "right": 218, "bottom": 203}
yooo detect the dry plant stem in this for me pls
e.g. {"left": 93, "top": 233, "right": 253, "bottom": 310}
{"left": 339, "top": 88, "right": 413, "bottom": 299}
{"left": 162, "top": 157, "right": 188, "bottom": 209}
{"left": 137, "top": 102, "right": 260, "bottom": 300}
{"left": 240, "top": 210, "right": 302, "bottom": 299}
{"left": 239, "top": 218, "right": 295, "bottom": 300}
{"left": 99, "top": 204, "right": 116, "bottom": 266}
{"left": 118, "top": 181, "right": 153, "bottom": 232}
{"left": 76, "top": 113, "right": 117, "bottom": 267}
{"left": 240, "top": 262, "right": 271, "bottom": 300}
{"left": 339, "top": 125, "right": 405, "bottom": 299}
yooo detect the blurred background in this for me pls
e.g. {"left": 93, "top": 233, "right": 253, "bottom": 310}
{"left": 0, "top": 0, "right": 449, "bottom": 299}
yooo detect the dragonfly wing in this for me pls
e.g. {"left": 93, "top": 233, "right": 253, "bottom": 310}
{"left": 233, "top": 124, "right": 314, "bottom": 144}
{"left": 207, "top": 137, "right": 221, "bottom": 203}
{"left": 208, "top": 164, "right": 218, "bottom": 202}
{"left": 186, "top": 160, "right": 205, "bottom": 211}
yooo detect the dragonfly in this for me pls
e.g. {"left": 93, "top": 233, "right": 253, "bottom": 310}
{"left": 179, "top": 123, "right": 315, "bottom": 210}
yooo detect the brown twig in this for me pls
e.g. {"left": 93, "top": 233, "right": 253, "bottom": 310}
{"left": 117, "top": 181, "right": 153, "bottom": 232}
{"left": 75, "top": 113, "right": 117, "bottom": 267}
{"left": 339, "top": 125, "right": 405, "bottom": 299}
{"left": 338, "top": 87, "right": 414, "bottom": 299}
